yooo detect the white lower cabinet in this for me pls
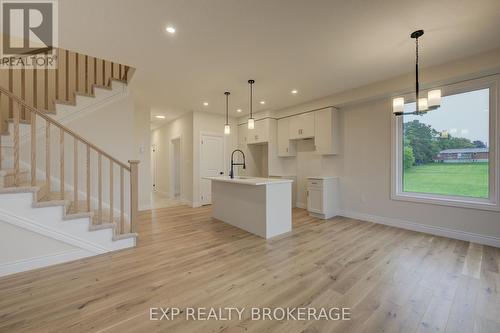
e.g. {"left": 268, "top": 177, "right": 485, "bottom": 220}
{"left": 306, "top": 176, "right": 340, "bottom": 219}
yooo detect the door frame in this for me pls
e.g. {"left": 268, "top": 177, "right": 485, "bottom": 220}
{"left": 169, "top": 135, "right": 182, "bottom": 198}
{"left": 199, "top": 131, "right": 225, "bottom": 205}
{"left": 151, "top": 144, "right": 158, "bottom": 191}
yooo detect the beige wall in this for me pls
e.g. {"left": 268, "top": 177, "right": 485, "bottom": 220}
{"left": 241, "top": 48, "right": 500, "bottom": 240}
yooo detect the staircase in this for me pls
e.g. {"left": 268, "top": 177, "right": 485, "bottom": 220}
{"left": 0, "top": 47, "right": 139, "bottom": 275}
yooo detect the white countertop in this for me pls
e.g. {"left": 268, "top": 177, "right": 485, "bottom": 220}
{"left": 204, "top": 176, "right": 293, "bottom": 186}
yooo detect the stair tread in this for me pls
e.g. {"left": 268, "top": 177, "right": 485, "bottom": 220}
{"left": 0, "top": 168, "right": 30, "bottom": 176}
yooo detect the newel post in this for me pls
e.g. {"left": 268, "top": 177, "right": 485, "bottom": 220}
{"left": 128, "top": 160, "right": 140, "bottom": 233}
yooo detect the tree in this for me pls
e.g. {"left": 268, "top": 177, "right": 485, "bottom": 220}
{"left": 473, "top": 140, "right": 487, "bottom": 148}
{"left": 404, "top": 146, "right": 415, "bottom": 169}
{"left": 403, "top": 120, "right": 439, "bottom": 164}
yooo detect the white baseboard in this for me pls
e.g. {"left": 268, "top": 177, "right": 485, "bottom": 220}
{"left": 0, "top": 249, "right": 91, "bottom": 277}
{"left": 296, "top": 202, "right": 306, "bottom": 209}
{"left": 342, "top": 210, "right": 500, "bottom": 248}
{"left": 139, "top": 204, "right": 152, "bottom": 211}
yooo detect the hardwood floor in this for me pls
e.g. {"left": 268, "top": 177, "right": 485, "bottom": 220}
{"left": 1, "top": 206, "right": 499, "bottom": 332}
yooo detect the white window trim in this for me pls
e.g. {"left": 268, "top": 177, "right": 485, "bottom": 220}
{"left": 391, "top": 75, "right": 500, "bottom": 212}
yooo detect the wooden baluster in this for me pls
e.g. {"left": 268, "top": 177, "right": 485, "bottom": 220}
{"left": 85, "top": 55, "right": 88, "bottom": 94}
{"left": 44, "top": 51, "right": 48, "bottom": 110}
{"left": 65, "top": 50, "right": 69, "bottom": 101}
{"left": 55, "top": 49, "right": 59, "bottom": 101}
{"left": 8, "top": 67, "right": 13, "bottom": 118}
{"left": 86, "top": 145, "right": 90, "bottom": 212}
{"left": 73, "top": 138, "right": 78, "bottom": 211}
{"left": 119, "top": 64, "right": 122, "bottom": 81}
{"left": 75, "top": 53, "right": 79, "bottom": 92}
{"left": 102, "top": 59, "right": 105, "bottom": 86}
{"left": 129, "top": 160, "right": 139, "bottom": 233}
{"left": 46, "top": 122, "right": 50, "bottom": 188}
{"left": 98, "top": 153, "right": 102, "bottom": 224}
{"left": 21, "top": 67, "right": 25, "bottom": 119}
{"left": 124, "top": 66, "right": 129, "bottom": 82}
{"left": 94, "top": 57, "right": 97, "bottom": 85}
{"left": 31, "top": 112, "right": 36, "bottom": 186}
{"left": 13, "top": 101, "right": 20, "bottom": 186}
{"left": 33, "top": 58, "right": 38, "bottom": 108}
{"left": 0, "top": 93, "right": 2, "bottom": 170}
{"left": 111, "top": 62, "right": 114, "bottom": 80}
{"left": 120, "top": 166, "right": 124, "bottom": 233}
{"left": 60, "top": 128, "right": 64, "bottom": 198}
{"left": 109, "top": 161, "right": 114, "bottom": 226}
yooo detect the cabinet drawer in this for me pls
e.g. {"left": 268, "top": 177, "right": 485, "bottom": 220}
{"left": 307, "top": 179, "right": 323, "bottom": 188}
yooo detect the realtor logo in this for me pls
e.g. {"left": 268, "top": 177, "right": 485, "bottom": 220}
{"left": 0, "top": 0, "right": 58, "bottom": 68}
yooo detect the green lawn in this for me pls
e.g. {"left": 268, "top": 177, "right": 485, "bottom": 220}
{"left": 403, "top": 163, "right": 488, "bottom": 198}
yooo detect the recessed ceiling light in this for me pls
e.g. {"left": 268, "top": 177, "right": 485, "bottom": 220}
{"left": 155, "top": 115, "right": 166, "bottom": 119}
{"left": 236, "top": 109, "right": 242, "bottom": 113}
{"left": 260, "top": 100, "right": 266, "bottom": 105}
{"left": 165, "top": 26, "right": 176, "bottom": 34}
{"left": 203, "top": 102, "right": 209, "bottom": 106}
{"left": 291, "top": 89, "right": 298, "bottom": 94}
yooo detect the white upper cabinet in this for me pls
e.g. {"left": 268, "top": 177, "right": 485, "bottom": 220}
{"left": 247, "top": 118, "right": 271, "bottom": 144}
{"left": 289, "top": 113, "right": 315, "bottom": 139}
{"left": 238, "top": 124, "right": 248, "bottom": 147}
{"left": 277, "top": 118, "right": 296, "bottom": 157}
{"left": 314, "top": 108, "right": 340, "bottom": 155}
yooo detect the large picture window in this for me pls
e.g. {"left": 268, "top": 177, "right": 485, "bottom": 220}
{"left": 392, "top": 77, "right": 499, "bottom": 211}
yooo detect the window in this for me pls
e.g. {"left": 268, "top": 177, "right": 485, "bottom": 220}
{"left": 392, "top": 76, "right": 499, "bottom": 211}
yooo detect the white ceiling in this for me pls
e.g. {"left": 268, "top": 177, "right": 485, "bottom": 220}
{"left": 58, "top": 0, "right": 500, "bottom": 126}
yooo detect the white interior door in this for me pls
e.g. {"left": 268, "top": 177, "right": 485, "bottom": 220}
{"left": 200, "top": 134, "right": 224, "bottom": 205}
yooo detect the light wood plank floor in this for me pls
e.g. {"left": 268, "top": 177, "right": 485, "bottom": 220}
{"left": 1, "top": 206, "right": 499, "bottom": 333}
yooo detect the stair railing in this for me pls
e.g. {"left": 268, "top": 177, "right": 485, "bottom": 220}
{"left": 0, "top": 86, "right": 139, "bottom": 235}
{"left": 0, "top": 47, "right": 135, "bottom": 132}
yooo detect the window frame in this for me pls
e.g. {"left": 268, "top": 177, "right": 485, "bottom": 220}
{"left": 391, "top": 75, "right": 500, "bottom": 211}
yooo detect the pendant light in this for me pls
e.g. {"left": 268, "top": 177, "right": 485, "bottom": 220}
{"left": 224, "top": 91, "right": 231, "bottom": 135}
{"left": 248, "top": 79, "right": 255, "bottom": 129}
{"left": 393, "top": 30, "right": 441, "bottom": 116}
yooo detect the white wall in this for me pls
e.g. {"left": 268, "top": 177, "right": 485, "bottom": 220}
{"left": 0, "top": 222, "right": 77, "bottom": 263}
{"left": 65, "top": 94, "right": 152, "bottom": 211}
{"left": 151, "top": 112, "right": 194, "bottom": 204}
{"left": 150, "top": 111, "right": 239, "bottom": 207}
{"left": 239, "top": 48, "right": 500, "bottom": 241}
{"left": 192, "top": 112, "right": 238, "bottom": 206}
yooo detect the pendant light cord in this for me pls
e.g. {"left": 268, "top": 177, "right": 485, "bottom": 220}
{"left": 249, "top": 79, "right": 254, "bottom": 119}
{"left": 225, "top": 92, "right": 229, "bottom": 125}
{"left": 415, "top": 36, "right": 420, "bottom": 111}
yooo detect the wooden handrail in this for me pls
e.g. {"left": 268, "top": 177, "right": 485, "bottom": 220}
{"left": 0, "top": 86, "right": 130, "bottom": 171}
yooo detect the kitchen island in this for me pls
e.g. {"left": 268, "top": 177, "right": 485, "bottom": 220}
{"left": 204, "top": 176, "right": 293, "bottom": 239}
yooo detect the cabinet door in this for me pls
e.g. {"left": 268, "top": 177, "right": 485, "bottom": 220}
{"left": 289, "top": 113, "right": 314, "bottom": 139}
{"left": 314, "top": 108, "right": 339, "bottom": 155}
{"left": 238, "top": 124, "right": 248, "bottom": 147}
{"left": 277, "top": 118, "right": 296, "bottom": 156}
{"left": 307, "top": 188, "right": 323, "bottom": 213}
{"left": 248, "top": 119, "right": 270, "bottom": 144}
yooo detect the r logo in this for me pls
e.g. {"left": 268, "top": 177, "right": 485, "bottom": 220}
{"left": 1, "top": 0, "right": 57, "bottom": 56}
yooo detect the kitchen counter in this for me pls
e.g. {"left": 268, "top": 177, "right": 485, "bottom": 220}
{"left": 204, "top": 176, "right": 293, "bottom": 186}
{"left": 204, "top": 176, "right": 293, "bottom": 239}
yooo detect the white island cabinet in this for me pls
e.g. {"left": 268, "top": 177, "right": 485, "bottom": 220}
{"left": 204, "top": 176, "right": 293, "bottom": 239}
